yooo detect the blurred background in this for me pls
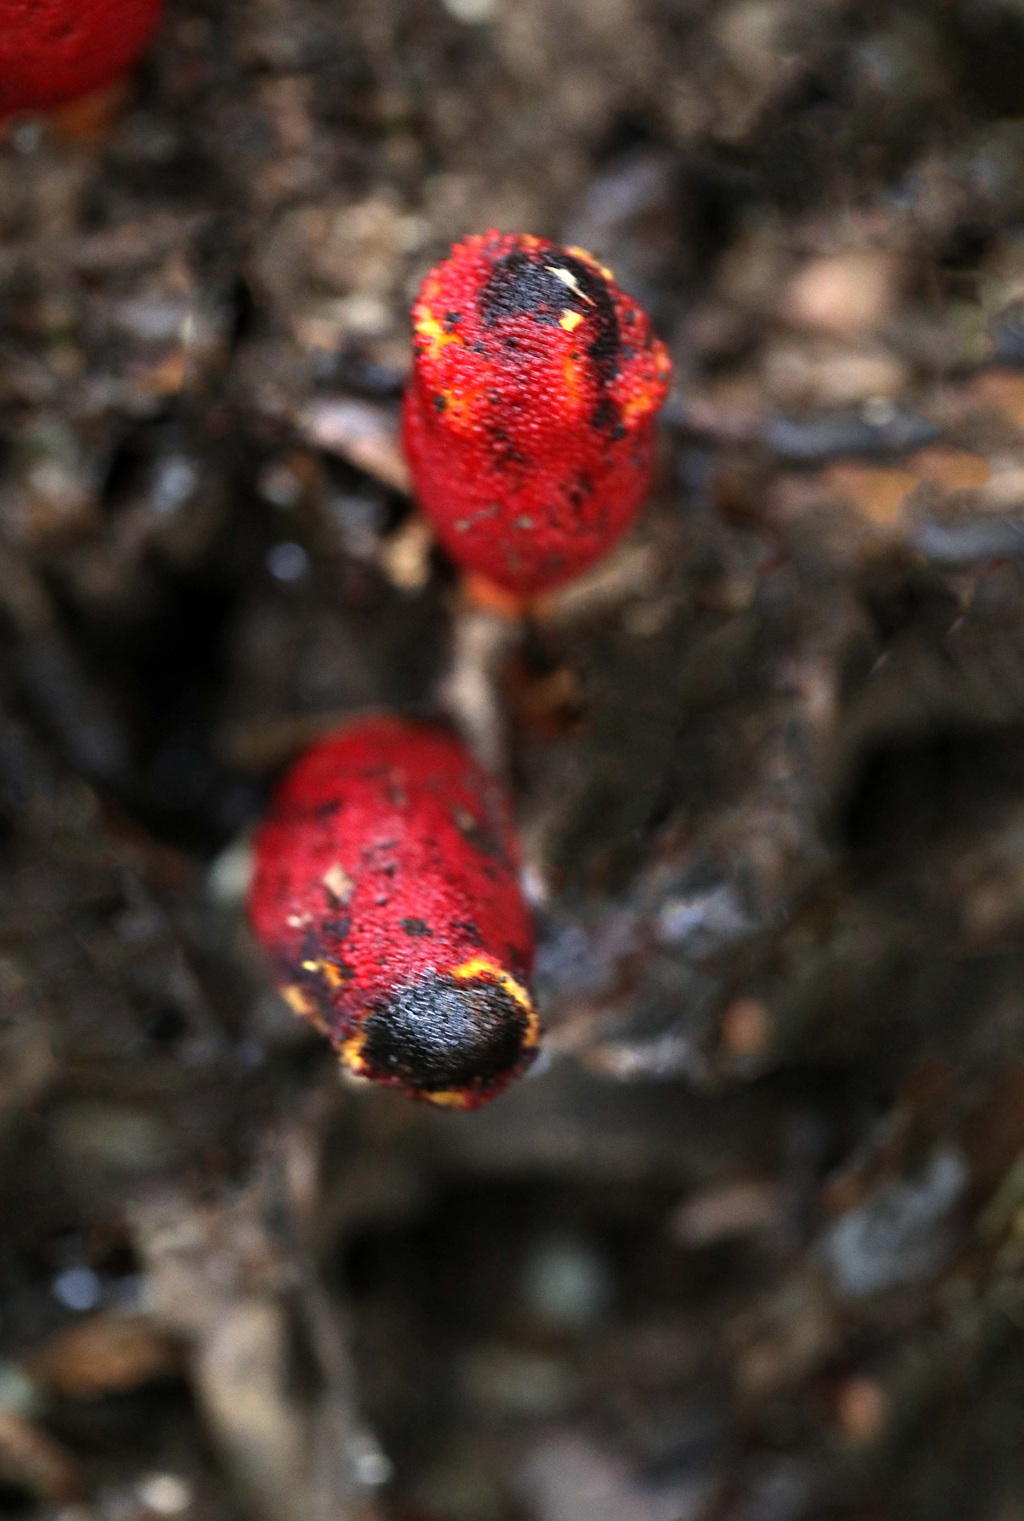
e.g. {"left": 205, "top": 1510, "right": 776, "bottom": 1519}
{"left": 5, "top": 0, "right": 1024, "bottom": 1516}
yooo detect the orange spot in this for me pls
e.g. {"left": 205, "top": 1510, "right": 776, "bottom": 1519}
{"left": 137, "top": 349, "right": 189, "bottom": 397}
{"left": 565, "top": 244, "right": 615, "bottom": 282}
{"left": 619, "top": 341, "right": 672, "bottom": 424}
{"left": 438, "top": 385, "right": 481, "bottom": 432}
{"left": 461, "top": 571, "right": 532, "bottom": 620}
{"left": 280, "top": 983, "right": 330, "bottom": 1035}
{"left": 450, "top": 954, "right": 536, "bottom": 1020}
{"left": 562, "top": 352, "right": 585, "bottom": 405}
{"left": 412, "top": 300, "right": 463, "bottom": 365}
{"left": 338, "top": 1027, "right": 369, "bottom": 1077}
{"left": 281, "top": 985, "right": 313, "bottom": 1017}
{"left": 414, "top": 1087, "right": 476, "bottom": 1109}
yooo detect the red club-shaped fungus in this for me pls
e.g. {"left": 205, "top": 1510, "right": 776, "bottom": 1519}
{"left": 248, "top": 716, "right": 539, "bottom": 1108}
{"left": 403, "top": 231, "right": 672, "bottom": 597}
{"left": 0, "top": 0, "right": 164, "bottom": 118}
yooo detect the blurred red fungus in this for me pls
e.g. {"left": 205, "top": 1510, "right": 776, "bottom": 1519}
{"left": 0, "top": 0, "right": 164, "bottom": 118}
{"left": 248, "top": 716, "right": 539, "bottom": 1109}
{"left": 403, "top": 230, "right": 672, "bottom": 597}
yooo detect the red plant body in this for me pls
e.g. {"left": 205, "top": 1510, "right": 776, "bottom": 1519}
{"left": 0, "top": 0, "right": 164, "bottom": 117}
{"left": 403, "top": 230, "right": 672, "bottom": 597}
{"left": 248, "top": 716, "right": 539, "bottom": 1109}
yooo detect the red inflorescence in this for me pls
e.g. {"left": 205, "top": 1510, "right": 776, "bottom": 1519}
{"left": 248, "top": 716, "right": 539, "bottom": 1109}
{"left": 403, "top": 230, "right": 672, "bottom": 597}
{"left": 0, "top": 0, "right": 164, "bottom": 117}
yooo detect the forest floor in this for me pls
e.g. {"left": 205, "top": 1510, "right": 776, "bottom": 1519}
{"left": 5, "top": 0, "right": 1024, "bottom": 1517}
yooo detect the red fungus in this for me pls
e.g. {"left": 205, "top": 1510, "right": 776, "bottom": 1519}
{"left": 248, "top": 716, "right": 539, "bottom": 1109}
{"left": 403, "top": 230, "right": 672, "bottom": 597}
{"left": 0, "top": 0, "right": 164, "bottom": 118}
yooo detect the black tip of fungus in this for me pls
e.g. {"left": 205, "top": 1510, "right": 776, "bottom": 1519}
{"left": 360, "top": 971, "right": 533, "bottom": 1094}
{"left": 479, "top": 245, "right": 622, "bottom": 395}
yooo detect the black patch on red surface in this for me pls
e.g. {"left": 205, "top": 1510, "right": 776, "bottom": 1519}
{"left": 360, "top": 972, "right": 531, "bottom": 1093}
{"left": 482, "top": 250, "right": 617, "bottom": 361}
{"left": 479, "top": 245, "right": 624, "bottom": 436}
{"left": 400, "top": 917, "right": 432, "bottom": 936}
{"left": 591, "top": 396, "right": 618, "bottom": 433}
{"left": 481, "top": 249, "right": 564, "bottom": 326}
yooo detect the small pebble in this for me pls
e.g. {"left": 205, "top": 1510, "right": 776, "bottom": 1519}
{"left": 442, "top": 0, "right": 500, "bottom": 21}
{"left": 52, "top": 1267, "right": 101, "bottom": 1313}
{"left": 206, "top": 836, "right": 255, "bottom": 906}
{"left": 12, "top": 121, "right": 43, "bottom": 155}
{"left": 378, "top": 516, "right": 433, "bottom": 591}
{"left": 521, "top": 1235, "right": 613, "bottom": 1330}
{"left": 669, "top": 1180, "right": 781, "bottom": 1248}
{"left": 266, "top": 541, "right": 309, "bottom": 582}
{"left": 720, "top": 997, "right": 773, "bottom": 1060}
{"left": 258, "top": 462, "right": 303, "bottom": 509}
{"left": 782, "top": 251, "right": 901, "bottom": 338}
{"left": 151, "top": 457, "right": 198, "bottom": 516}
{"left": 349, "top": 1431, "right": 393, "bottom": 1487}
{"left": 834, "top": 1376, "right": 887, "bottom": 1445}
{"left": 820, "top": 1146, "right": 968, "bottom": 1298}
{"left": 137, "top": 1473, "right": 192, "bottom": 1515}
{"left": 0, "top": 1364, "right": 41, "bottom": 1419}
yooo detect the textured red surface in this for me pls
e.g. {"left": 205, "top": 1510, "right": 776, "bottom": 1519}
{"left": 0, "top": 0, "right": 163, "bottom": 116}
{"left": 403, "top": 231, "right": 672, "bottom": 596}
{"left": 248, "top": 716, "right": 536, "bottom": 1104}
